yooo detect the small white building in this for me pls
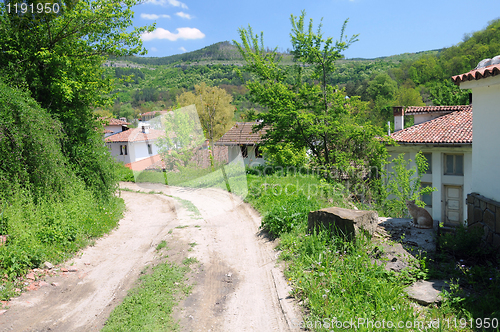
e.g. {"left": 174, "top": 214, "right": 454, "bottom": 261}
{"left": 388, "top": 105, "right": 473, "bottom": 226}
{"left": 101, "top": 117, "right": 130, "bottom": 137}
{"left": 452, "top": 55, "right": 500, "bottom": 247}
{"left": 105, "top": 124, "right": 164, "bottom": 165}
{"left": 215, "top": 122, "right": 268, "bottom": 167}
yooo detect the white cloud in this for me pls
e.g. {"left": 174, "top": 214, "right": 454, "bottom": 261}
{"left": 175, "top": 11, "right": 192, "bottom": 19}
{"left": 179, "top": 47, "right": 187, "bottom": 52}
{"left": 141, "top": 13, "right": 171, "bottom": 20}
{"left": 141, "top": 27, "right": 205, "bottom": 41}
{"left": 150, "top": 47, "right": 158, "bottom": 52}
{"left": 145, "top": 0, "right": 188, "bottom": 9}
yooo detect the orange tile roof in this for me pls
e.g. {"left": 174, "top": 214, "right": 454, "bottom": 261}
{"left": 125, "top": 154, "right": 163, "bottom": 171}
{"left": 215, "top": 122, "right": 268, "bottom": 146}
{"left": 100, "top": 117, "right": 130, "bottom": 126}
{"left": 452, "top": 63, "right": 500, "bottom": 85}
{"left": 405, "top": 105, "right": 471, "bottom": 114}
{"left": 105, "top": 128, "right": 165, "bottom": 143}
{"left": 391, "top": 108, "right": 472, "bottom": 144}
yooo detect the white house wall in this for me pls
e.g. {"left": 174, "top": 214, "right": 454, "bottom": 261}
{"left": 227, "top": 145, "right": 266, "bottom": 167}
{"left": 107, "top": 142, "right": 131, "bottom": 164}
{"left": 387, "top": 146, "right": 472, "bottom": 223}
{"left": 461, "top": 76, "right": 500, "bottom": 202}
{"left": 132, "top": 141, "right": 159, "bottom": 162}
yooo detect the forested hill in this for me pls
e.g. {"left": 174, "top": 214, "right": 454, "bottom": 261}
{"left": 115, "top": 41, "right": 246, "bottom": 66}
{"left": 113, "top": 40, "right": 434, "bottom": 66}
{"left": 102, "top": 18, "right": 500, "bottom": 128}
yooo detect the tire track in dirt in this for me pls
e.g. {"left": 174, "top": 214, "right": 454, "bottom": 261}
{"left": 123, "top": 182, "right": 302, "bottom": 332}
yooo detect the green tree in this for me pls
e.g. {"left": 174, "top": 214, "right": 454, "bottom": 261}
{"left": 0, "top": 0, "right": 154, "bottom": 199}
{"left": 383, "top": 152, "right": 436, "bottom": 218}
{"left": 156, "top": 106, "right": 205, "bottom": 170}
{"left": 235, "top": 11, "right": 388, "bottom": 184}
{"left": 176, "top": 82, "right": 234, "bottom": 154}
{"left": 393, "top": 81, "right": 425, "bottom": 107}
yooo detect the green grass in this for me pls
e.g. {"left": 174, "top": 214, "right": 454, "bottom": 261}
{"left": 0, "top": 183, "right": 124, "bottom": 300}
{"left": 244, "top": 171, "right": 500, "bottom": 331}
{"left": 102, "top": 259, "right": 194, "bottom": 332}
{"left": 156, "top": 240, "right": 167, "bottom": 251}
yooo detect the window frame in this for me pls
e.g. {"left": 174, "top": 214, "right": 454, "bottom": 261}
{"left": 240, "top": 145, "right": 248, "bottom": 158}
{"left": 421, "top": 182, "right": 433, "bottom": 207}
{"left": 444, "top": 154, "right": 464, "bottom": 176}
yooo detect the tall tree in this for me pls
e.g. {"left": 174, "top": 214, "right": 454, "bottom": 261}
{"left": 234, "top": 11, "right": 388, "bottom": 183}
{"left": 177, "top": 82, "right": 234, "bottom": 154}
{"left": 0, "top": 0, "right": 154, "bottom": 199}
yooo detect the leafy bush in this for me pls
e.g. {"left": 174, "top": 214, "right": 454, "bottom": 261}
{"left": 260, "top": 193, "right": 321, "bottom": 238}
{"left": 382, "top": 151, "right": 435, "bottom": 217}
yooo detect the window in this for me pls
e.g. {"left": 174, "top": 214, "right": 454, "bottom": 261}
{"left": 255, "top": 145, "right": 262, "bottom": 158}
{"left": 240, "top": 145, "right": 248, "bottom": 158}
{"left": 120, "top": 145, "right": 123, "bottom": 155}
{"left": 123, "top": 145, "right": 128, "bottom": 156}
{"left": 421, "top": 183, "right": 432, "bottom": 207}
{"left": 444, "top": 154, "right": 463, "bottom": 175}
{"left": 147, "top": 144, "right": 153, "bottom": 155}
{"left": 422, "top": 153, "right": 432, "bottom": 174}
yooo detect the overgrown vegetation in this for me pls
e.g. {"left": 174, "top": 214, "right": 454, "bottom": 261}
{"left": 245, "top": 170, "right": 500, "bottom": 331}
{"left": 0, "top": 0, "right": 151, "bottom": 298}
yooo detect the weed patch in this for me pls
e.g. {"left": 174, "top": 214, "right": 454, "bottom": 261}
{"left": 102, "top": 260, "right": 193, "bottom": 332}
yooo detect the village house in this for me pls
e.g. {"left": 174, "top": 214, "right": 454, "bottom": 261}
{"left": 105, "top": 123, "right": 164, "bottom": 167}
{"left": 215, "top": 122, "right": 269, "bottom": 167}
{"left": 388, "top": 105, "right": 473, "bottom": 226}
{"left": 101, "top": 117, "right": 130, "bottom": 137}
{"left": 452, "top": 55, "right": 500, "bottom": 247}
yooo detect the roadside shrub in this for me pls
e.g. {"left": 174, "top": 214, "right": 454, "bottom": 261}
{"left": 260, "top": 193, "right": 321, "bottom": 238}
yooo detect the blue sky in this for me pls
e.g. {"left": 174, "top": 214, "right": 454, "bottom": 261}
{"left": 134, "top": 0, "right": 499, "bottom": 59}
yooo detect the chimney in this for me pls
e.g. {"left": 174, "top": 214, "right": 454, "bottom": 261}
{"left": 141, "top": 124, "right": 150, "bottom": 134}
{"left": 393, "top": 106, "right": 404, "bottom": 132}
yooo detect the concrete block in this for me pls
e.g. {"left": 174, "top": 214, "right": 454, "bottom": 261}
{"left": 308, "top": 207, "right": 378, "bottom": 240}
{"left": 480, "top": 200, "right": 487, "bottom": 211}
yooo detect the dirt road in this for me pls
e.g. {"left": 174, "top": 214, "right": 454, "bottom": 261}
{"left": 0, "top": 183, "right": 301, "bottom": 331}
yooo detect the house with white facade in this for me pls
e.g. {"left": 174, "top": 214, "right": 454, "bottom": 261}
{"left": 101, "top": 117, "right": 130, "bottom": 137}
{"left": 388, "top": 105, "right": 473, "bottom": 226}
{"left": 215, "top": 122, "right": 268, "bottom": 167}
{"left": 452, "top": 55, "right": 500, "bottom": 247}
{"left": 105, "top": 124, "right": 164, "bottom": 166}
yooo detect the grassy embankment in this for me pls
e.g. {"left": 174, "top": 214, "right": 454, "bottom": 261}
{"left": 115, "top": 164, "right": 500, "bottom": 331}
{"left": 243, "top": 169, "right": 500, "bottom": 331}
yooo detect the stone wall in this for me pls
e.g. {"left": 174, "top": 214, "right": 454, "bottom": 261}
{"left": 467, "top": 192, "right": 500, "bottom": 248}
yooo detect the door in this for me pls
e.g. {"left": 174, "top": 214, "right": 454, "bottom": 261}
{"left": 444, "top": 185, "right": 462, "bottom": 226}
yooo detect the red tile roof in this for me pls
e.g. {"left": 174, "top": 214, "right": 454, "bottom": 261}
{"left": 100, "top": 117, "right": 130, "bottom": 126}
{"left": 215, "top": 122, "right": 269, "bottom": 146}
{"left": 452, "top": 63, "right": 500, "bottom": 85}
{"left": 125, "top": 154, "right": 163, "bottom": 171}
{"left": 405, "top": 105, "right": 471, "bottom": 115}
{"left": 391, "top": 108, "right": 472, "bottom": 144}
{"left": 105, "top": 128, "right": 165, "bottom": 143}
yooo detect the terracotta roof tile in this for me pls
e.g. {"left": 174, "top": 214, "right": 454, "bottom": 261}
{"left": 391, "top": 108, "right": 472, "bottom": 144}
{"left": 100, "top": 117, "right": 130, "bottom": 126}
{"left": 452, "top": 63, "right": 500, "bottom": 85}
{"left": 105, "top": 128, "right": 165, "bottom": 143}
{"left": 125, "top": 154, "right": 163, "bottom": 171}
{"left": 405, "top": 105, "right": 471, "bottom": 114}
{"left": 215, "top": 122, "right": 269, "bottom": 146}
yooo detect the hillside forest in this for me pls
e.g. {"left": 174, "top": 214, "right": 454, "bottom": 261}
{"left": 102, "top": 18, "right": 500, "bottom": 132}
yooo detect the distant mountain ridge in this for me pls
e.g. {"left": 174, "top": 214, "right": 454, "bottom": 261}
{"left": 116, "top": 41, "right": 440, "bottom": 66}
